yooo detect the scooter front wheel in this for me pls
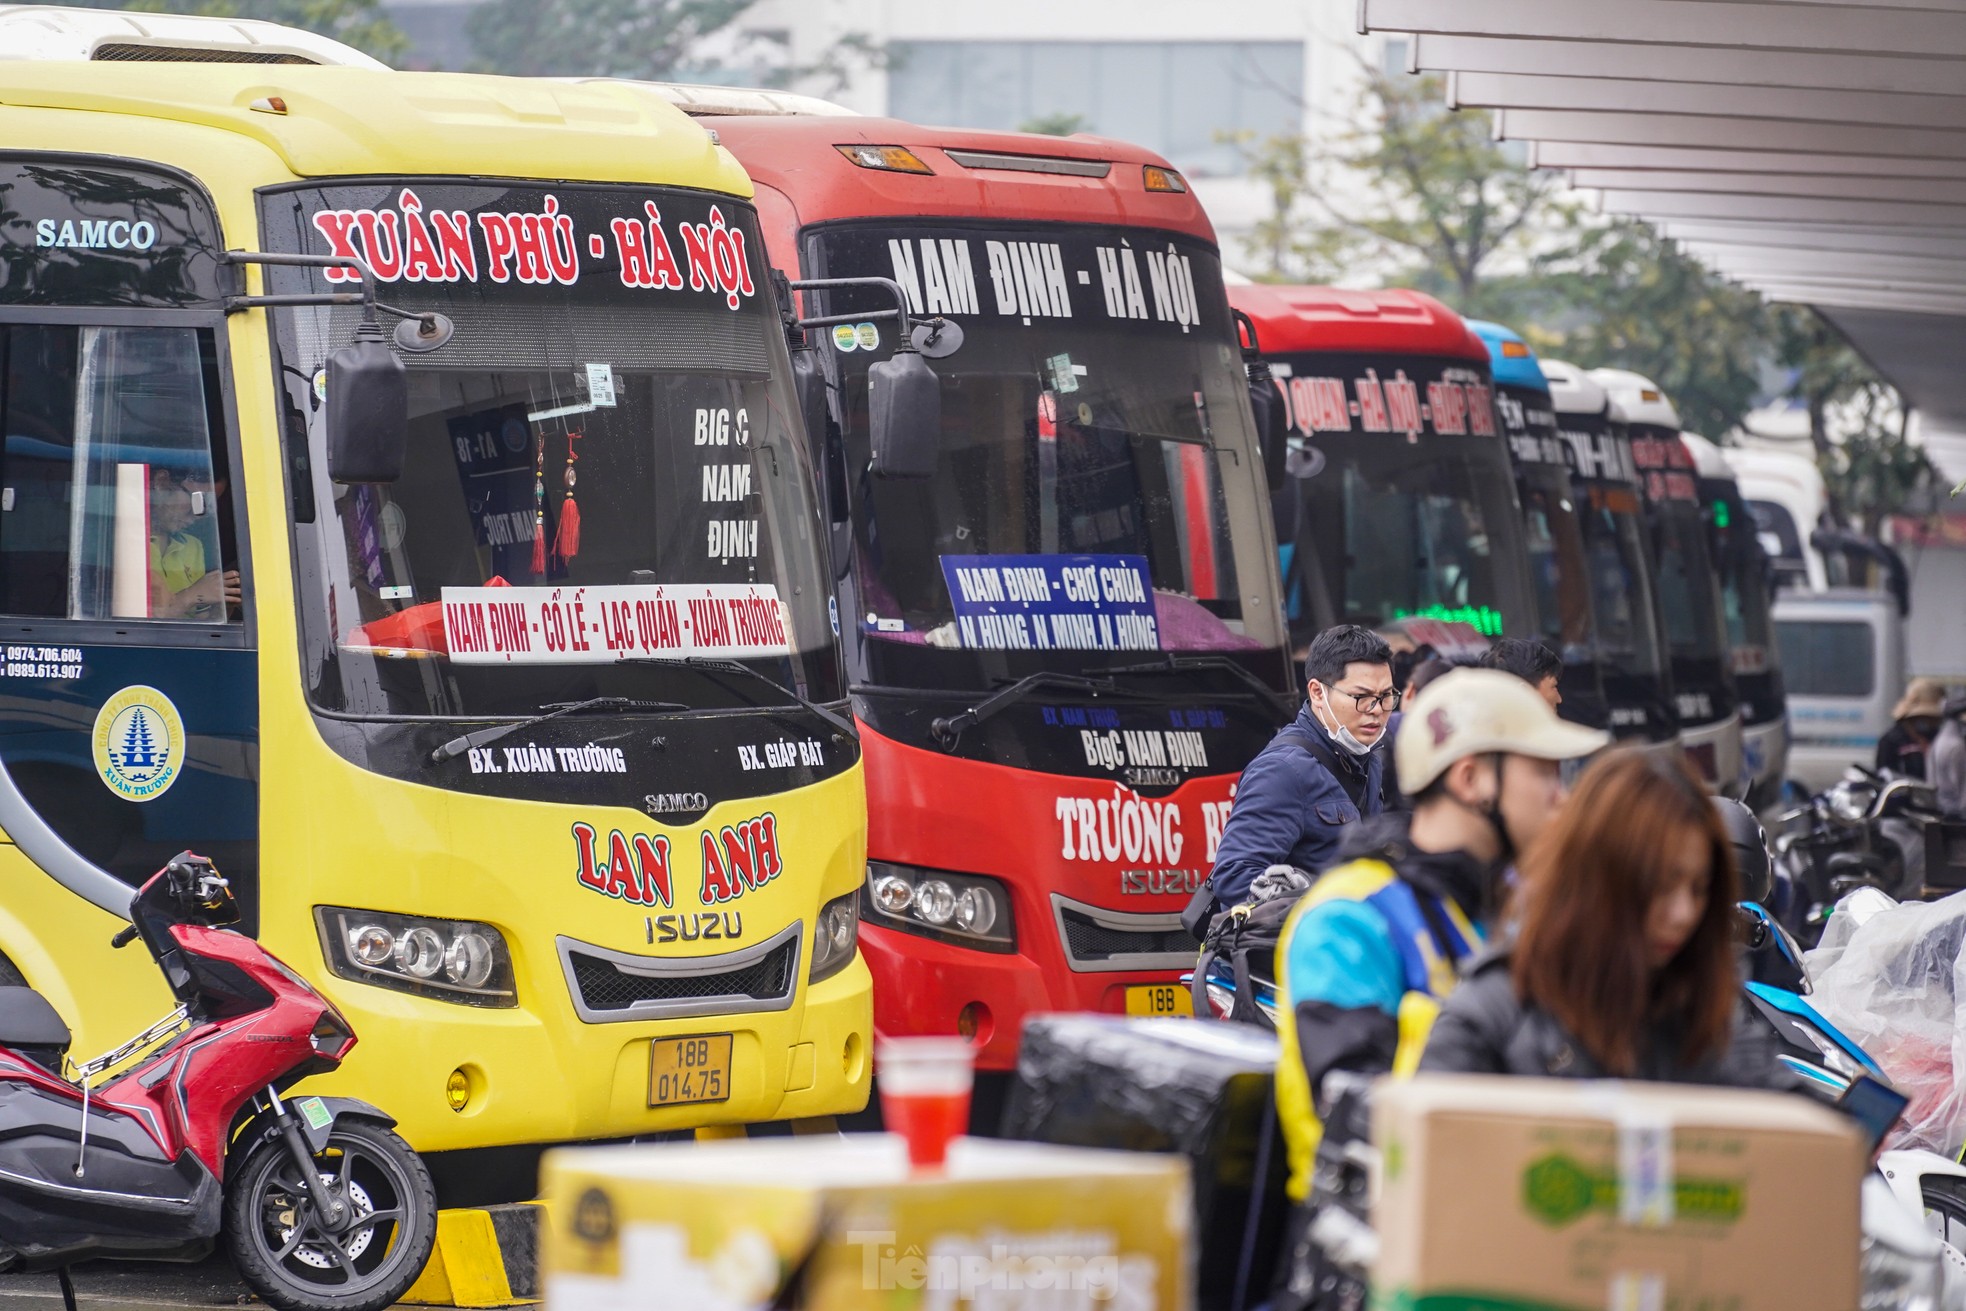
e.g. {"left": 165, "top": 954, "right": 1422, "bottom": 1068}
{"left": 223, "top": 1116, "right": 436, "bottom": 1311}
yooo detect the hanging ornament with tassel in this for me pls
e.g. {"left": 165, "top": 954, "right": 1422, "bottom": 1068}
{"left": 554, "top": 429, "right": 582, "bottom": 564}
{"left": 530, "top": 429, "right": 547, "bottom": 577}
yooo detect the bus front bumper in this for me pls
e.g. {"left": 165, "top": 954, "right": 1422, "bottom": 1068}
{"left": 307, "top": 955, "right": 873, "bottom": 1153}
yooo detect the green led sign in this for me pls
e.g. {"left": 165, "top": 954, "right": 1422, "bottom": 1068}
{"left": 1391, "top": 604, "right": 1505, "bottom": 638}
{"left": 1712, "top": 500, "right": 1731, "bottom": 529}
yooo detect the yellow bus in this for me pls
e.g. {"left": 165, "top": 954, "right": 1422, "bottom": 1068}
{"left": 0, "top": 46, "right": 870, "bottom": 1182}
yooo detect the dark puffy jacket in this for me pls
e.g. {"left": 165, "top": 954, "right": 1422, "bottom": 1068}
{"left": 1419, "top": 950, "right": 1798, "bottom": 1091}
{"left": 1204, "top": 705, "right": 1386, "bottom": 907}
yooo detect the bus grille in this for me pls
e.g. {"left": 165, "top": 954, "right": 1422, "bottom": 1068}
{"left": 1050, "top": 895, "right": 1196, "bottom": 973}
{"left": 555, "top": 923, "right": 802, "bottom": 1023}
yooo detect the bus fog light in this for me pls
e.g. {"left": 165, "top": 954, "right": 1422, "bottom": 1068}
{"left": 954, "top": 887, "right": 998, "bottom": 936}
{"left": 913, "top": 879, "right": 956, "bottom": 926}
{"left": 395, "top": 927, "right": 446, "bottom": 979}
{"left": 349, "top": 924, "right": 394, "bottom": 966}
{"left": 445, "top": 933, "right": 495, "bottom": 988}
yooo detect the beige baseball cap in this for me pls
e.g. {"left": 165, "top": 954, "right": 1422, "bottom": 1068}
{"left": 1396, "top": 667, "right": 1611, "bottom": 794}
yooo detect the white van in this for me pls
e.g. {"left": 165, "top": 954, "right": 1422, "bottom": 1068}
{"left": 1775, "top": 588, "right": 1906, "bottom": 792}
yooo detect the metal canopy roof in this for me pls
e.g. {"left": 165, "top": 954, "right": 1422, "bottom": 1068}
{"left": 1361, "top": 0, "right": 1966, "bottom": 432}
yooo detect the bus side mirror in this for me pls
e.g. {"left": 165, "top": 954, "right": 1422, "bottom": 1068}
{"left": 867, "top": 347, "right": 940, "bottom": 479}
{"left": 791, "top": 343, "right": 829, "bottom": 457}
{"left": 326, "top": 326, "right": 408, "bottom": 484}
{"left": 1247, "top": 361, "right": 1288, "bottom": 492}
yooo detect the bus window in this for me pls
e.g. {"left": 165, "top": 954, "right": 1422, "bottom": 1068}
{"left": 0, "top": 325, "right": 237, "bottom": 624}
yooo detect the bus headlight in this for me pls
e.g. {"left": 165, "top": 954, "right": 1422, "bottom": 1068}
{"left": 809, "top": 890, "right": 860, "bottom": 984}
{"left": 315, "top": 907, "right": 517, "bottom": 1007}
{"left": 860, "top": 862, "right": 1015, "bottom": 952}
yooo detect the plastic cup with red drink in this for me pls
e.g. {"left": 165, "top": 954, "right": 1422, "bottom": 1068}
{"left": 876, "top": 1036, "right": 974, "bottom": 1169}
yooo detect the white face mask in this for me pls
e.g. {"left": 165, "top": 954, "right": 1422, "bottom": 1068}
{"left": 1312, "top": 690, "right": 1378, "bottom": 757}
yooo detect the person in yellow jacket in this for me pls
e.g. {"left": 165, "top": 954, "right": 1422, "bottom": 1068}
{"left": 1273, "top": 668, "right": 1608, "bottom": 1203}
{"left": 148, "top": 465, "right": 239, "bottom": 620}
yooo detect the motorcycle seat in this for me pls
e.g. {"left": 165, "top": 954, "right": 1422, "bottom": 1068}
{"left": 0, "top": 986, "right": 69, "bottom": 1051}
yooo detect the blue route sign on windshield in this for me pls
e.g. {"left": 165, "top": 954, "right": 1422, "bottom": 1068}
{"left": 939, "top": 553, "right": 1160, "bottom": 651}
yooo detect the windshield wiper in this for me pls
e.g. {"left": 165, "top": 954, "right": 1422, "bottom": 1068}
{"left": 1089, "top": 654, "right": 1298, "bottom": 722}
{"left": 625, "top": 657, "right": 857, "bottom": 740}
{"left": 430, "top": 696, "right": 688, "bottom": 764}
{"left": 929, "top": 671, "right": 1165, "bottom": 749}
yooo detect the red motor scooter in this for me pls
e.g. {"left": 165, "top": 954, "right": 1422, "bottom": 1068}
{"left": 0, "top": 852, "right": 434, "bottom": 1311}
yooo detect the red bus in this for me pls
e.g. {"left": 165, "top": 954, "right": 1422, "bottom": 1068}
{"left": 1228, "top": 285, "right": 1539, "bottom": 661}
{"left": 672, "top": 92, "right": 1293, "bottom": 1076}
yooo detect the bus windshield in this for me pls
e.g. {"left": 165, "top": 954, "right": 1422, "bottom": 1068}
{"left": 1711, "top": 483, "right": 1775, "bottom": 660}
{"left": 1272, "top": 352, "right": 1535, "bottom": 644}
{"left": 805, "top": 221, "right": 1287, "bottom": 693}
{"left": 1631, "top": 429, "right": 1735, "bottom": 722}
{"left": 1709, "top": 478, "right": 1782, "bottom": 723}
{"left": 260, "top": 182, "right": 839, "bottom": 718}
{"left": 1557, "top": 413, "right": 1673, "bottom": 738}
{"left": 1579, "top": 482, "right": 1668, "bottom": 682}
{"left": 1498, "top": 384, "right": 1600, "bottom": 713}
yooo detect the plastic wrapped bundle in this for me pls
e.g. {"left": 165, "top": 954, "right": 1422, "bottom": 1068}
{"left": 1806, "top": 890, "right": 1966, "bottom": 1155}
{"left": 1000, "top": 1015, "right": 1287, "bottom": 1311}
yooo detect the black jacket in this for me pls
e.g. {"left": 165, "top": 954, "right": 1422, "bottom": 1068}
{"left": 1877, "top": 714, "right": 1942, "bottom": 781}
{"left": 1419, "top": 949, "right": 1798, "bottom": 1091}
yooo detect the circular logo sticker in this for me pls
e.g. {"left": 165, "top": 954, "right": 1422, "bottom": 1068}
{"left": 571, "top": 1187, "right": 616, "bottom": 1244}
{"left": 500, "top": 415, "right": 529, "bottom": 455}
{"left": 855, "top": 321, "right": 880, "bottom": 350}
{"left": 92, "top": 686, "right": 185, "bottom": 803}
{"left": 831, "top": 323, "right": 859, "bottom": 352}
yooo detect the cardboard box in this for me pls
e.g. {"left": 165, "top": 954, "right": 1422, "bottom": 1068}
{"left": 1374, "top": 1075, "right": 1866, "bottom": 1311}
{"left": 544, "top": 1134, "right": 1192, "bottom": 1310}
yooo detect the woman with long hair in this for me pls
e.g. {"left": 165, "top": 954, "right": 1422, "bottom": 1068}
{"left": 1420, "top": 749, "right": 1788, "bottom": 1084}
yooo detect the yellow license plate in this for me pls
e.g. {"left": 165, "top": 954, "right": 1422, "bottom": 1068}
{"left": 1124, "top": 984, "right": 1194, "bottom": 1017}
{"left": 647, "top": 1033, "right": 733, "bottom": 1108}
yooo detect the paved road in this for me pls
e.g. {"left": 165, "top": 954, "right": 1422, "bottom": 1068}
{"left": 0, "top": 1254, "right": 258, "bottom": 1310}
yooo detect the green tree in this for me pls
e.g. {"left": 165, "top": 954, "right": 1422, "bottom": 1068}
{"left": 1235, "top": 64, "right": 1572, "bottom": 321}
{"left": 1537, "top": 219, "right": 1771, "bottom": 441}
{"left": 71, "top": 0, "right": 407, "bottom": 62}
{"left": 1771, "top": 306, "right": 1878, "bottom": 464}
{"left": 465, "top": 0, "right": 754, "bottom": 79}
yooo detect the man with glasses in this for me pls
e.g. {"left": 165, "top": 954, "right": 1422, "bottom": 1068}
{"left": 1196, "top": 625, "right": 1398, "bottom": 921}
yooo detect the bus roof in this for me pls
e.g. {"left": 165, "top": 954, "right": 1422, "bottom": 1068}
{"left": 624, "top": 80, "right": 856, "bottom": 118}
{"left": 1539, "top": 359, "right": 1610, "bottom": 417}
{"left": 1226, "top": 284, "right": 1487, "bottom": 361}
{"left": 0, "top": 3, "right": 385, "bottom": 67}
{"left": 1466, "top": 319, "right": 1549, "bottom": 393}
{"left": 696, "top": 112, "right": 1217, "bottom": 245}
{"left": 0, "top": 62, "right": 748, "bottom": 193}
{"left": 1680, "top": 431, "right": 1735, "bottom": 481}
{"left": 1591, "top": 367, "right": 1683, "bottom": 430}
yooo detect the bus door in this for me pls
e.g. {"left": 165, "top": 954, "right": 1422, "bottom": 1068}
{"left": 0, "top": 160, "right": 257, "bottom": 983}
